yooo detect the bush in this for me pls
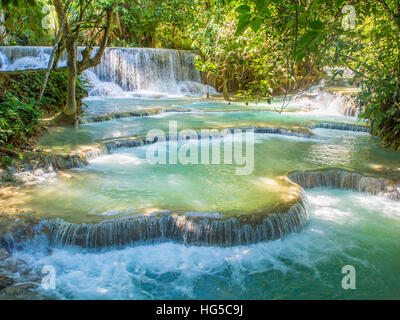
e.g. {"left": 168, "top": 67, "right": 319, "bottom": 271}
{"left": 3, "top": 69, "right": 87, "bottom": 114}
{"left": 359, "top": 76, "right": 400, "bottom": 151}
{"left": 0, "top": 69, "right": 87, "bottom": 149}
{"left": 0, "top": 94, "right": 41, "bottom": 148}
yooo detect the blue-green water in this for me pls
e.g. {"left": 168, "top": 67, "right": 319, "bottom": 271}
{"left": 8, "top": 189, "right": 400, "bottom": 299}
{"left": 1, "top": 96, "right": 400, "bottom": 299}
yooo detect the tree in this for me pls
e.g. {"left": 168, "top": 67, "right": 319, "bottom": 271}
{"left": 53, "top": 0, "right": 116, "bottom": 124}
{"left": 39, "top": 0, "right": 73, "bottom": 101}
{"left": 0, "top": 0, "right": 40, "bottom": 45}
{"left": 233, "top": 0, "right": 400, "bottom": 149}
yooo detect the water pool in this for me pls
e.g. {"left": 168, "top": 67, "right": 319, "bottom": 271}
{"left": 4, "top": 189, "right": 400, "bottom": 299}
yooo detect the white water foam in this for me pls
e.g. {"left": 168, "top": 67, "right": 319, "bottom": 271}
{"left": 0, "top": 46, "right": 218, "bottom": 98}
{"left": 289, "top": 81, "right": 359, "bottom": 117}
{"left": 0, "top": 50, "right": 8, "bottom": 70}
{"left": 5, "top": 189, "right": 399, "bottom": 299}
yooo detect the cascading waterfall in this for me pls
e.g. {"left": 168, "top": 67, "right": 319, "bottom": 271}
{"left": 0, "top": 49, "right": 8, "bottom": 70}
{"left": 308, "top": 122, "right": 370, "bottom": 132}
{"left": 0, "top": 48, "right": 387, "bottom": 252}
{"left": 0, "top": 46, "right": 217, "bottom": 97}
{"left": 289, "top": 168, "right": 400, "bottom": 200}
{"left": 42, "top": 194, "right": 309, "bottom": 249}
{"left": 35, "top": 168, "right": 399, "bottom": 249}
{"left": 89, "top": 48, "right": 212, "bottom": 96}
{"left": 292, "top": 80, "right": 360, "bottom": 117}
{"left": 0, "top": 46, "right": 58, "bottom": 71}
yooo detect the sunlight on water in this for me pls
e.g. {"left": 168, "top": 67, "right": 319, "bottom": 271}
{"left": 13, "top": 127, "right": 400, "bottom": 223}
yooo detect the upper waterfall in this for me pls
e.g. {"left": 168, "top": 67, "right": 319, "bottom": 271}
{"left": 0, "top": 46, "right": 217, "bottom": 97}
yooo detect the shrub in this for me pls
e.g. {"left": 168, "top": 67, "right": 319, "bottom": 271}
{"left": 0, "top": 69, "right": 87, "bottom": 149}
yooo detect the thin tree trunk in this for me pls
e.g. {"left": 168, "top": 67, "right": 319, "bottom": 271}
{"left": 206, "top": 73, "right": 210, "bottom": 99}
{"left": 0, "top": 9, "right": 8, "bottom": 45}
{"left": 64, "top": 35, "right": 77, "bottom": 118}
{"left": 52, "top": 39, "right": 65, "bottom": 69}
{"left": 39, "top": 0, "right": 72, "bottom": 101}
{"left": 222, "top": 69, "right": 230, "bottom": 101}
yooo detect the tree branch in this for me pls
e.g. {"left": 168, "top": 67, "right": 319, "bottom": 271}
{"left": 77, "top": 4, "right": 115, "bottom": 75}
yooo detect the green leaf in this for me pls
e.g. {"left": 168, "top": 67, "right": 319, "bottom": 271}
{"left": 235, "top": 13, "right": 252, "bottom": 35}
{"left": 235, "top": 5, "right": 251, "bottom": 14}
{"left": 335, "top": 0, "right": 345, "bottom": 8}
{"left": 286, "top": 18, "right": 296, "bottom": 29}
{"left": 250, "top": 17, "right": 262, "bottom": 32}
{"left": 253, "top": 0, "right": 265, "bottom": 11}
{"left": 308, "top": 32, "right": 325, "bottom": 52}
{"left": 297, "top": 30, "right": 320, "bottom": 45}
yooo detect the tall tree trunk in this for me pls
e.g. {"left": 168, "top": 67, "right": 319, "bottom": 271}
{"left": 64, "top": 35, "right": 77, "bottom": 119}
{"left": 206, "top": 72, "right": 210, "bottom": 99}
{"left": 222, "top": 69, "right": 230, "bottom": 101}
{"left": 52, "top": 0, "right": 115, "bottom": 125}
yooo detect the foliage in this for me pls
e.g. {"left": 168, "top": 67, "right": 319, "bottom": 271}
{"left": 0, "top": 93, "right": 40, "bottom": 148}
{"left": 233, "top": 0, "right": 400, "bottom": 149}
{"left": 0, "top": 0, "right": 53, "bottom": 45}
{"left": 0, "top": 69, "right": 86, "bottom": 148}
{"left": 330, "top": 0, "right": 400, "bottom": 150}
{"left": 2, "top": 69, "right": 86, "bottom": 112}
{"left": 115, "top": 0, "right": 196, "bottom": 49}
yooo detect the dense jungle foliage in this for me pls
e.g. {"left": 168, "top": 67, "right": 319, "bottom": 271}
{"left": 0, "top": 69, "right": 86, "bottom": 151}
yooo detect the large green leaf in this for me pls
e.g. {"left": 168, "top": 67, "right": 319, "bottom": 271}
{"left": 250, "top": 17, "right": 262, "bottom": 32}
{"left": 310, "top": 20, "right": 324, "bottom": 30}
{"left": 235, "top": 13, "right": 252, "bottom": 35}
{"left": 235, "top": 4, "right": 251, "bottom": 14}
{"left": 253, "top": 0, "right": 265, "bottom": 11}
{"left": 297, "top": 30, "right": 320, "bottom": 45}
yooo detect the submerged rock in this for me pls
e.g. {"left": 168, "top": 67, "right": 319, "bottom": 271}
{"left": 79, "top": 107, "right": 192, "bottom": 124}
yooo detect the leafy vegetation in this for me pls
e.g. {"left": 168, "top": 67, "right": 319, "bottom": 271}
{"left": 0, "top": 69, "right": 86, "bottom": 151}
{"left": 0, "top": 0, "right": 399, "bottom": 150}
{"left": 231, "top": 0, "right": 400, "bottom": 149}
{"left": 0, "top": 0, "right": 53, "bottom": 45}
{"left": 0, "top": 94, "right": 40, "bottom": 149}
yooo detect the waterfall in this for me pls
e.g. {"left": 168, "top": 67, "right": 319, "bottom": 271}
{"left": 42, "top": 194, "right": 309, "bottom": 249}
{"left": 0, "top": 46, "right": 57, "bottom": 70}
{"left": 0, "top": 46, "right": 217, "bottom": 97}
{"left": 0, "top": 49, "right": 8, "bottom": 70}
{"left": 308, "top": 122, "right": 370, "bottom": 132}
{"left": 288, "top": 168, "right": 400, "bottom": 200}
{"left": 292, "top": 80, "right": 360, "bottom": 117}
